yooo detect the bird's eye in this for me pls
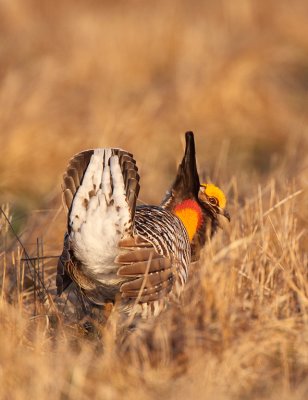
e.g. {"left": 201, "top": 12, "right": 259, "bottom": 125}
{"left": 208, "top": 196, "right": 218, "bottom": 206}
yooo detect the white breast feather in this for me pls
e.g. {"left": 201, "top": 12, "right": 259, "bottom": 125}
{"left": 69, "top": 149, "right": 131, "bottom": 277}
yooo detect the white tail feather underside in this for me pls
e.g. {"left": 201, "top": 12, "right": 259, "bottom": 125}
{"left": 69, "top": 149, "right": 131, "bottom": 277}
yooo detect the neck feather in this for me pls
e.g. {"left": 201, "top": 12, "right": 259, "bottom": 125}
{"left": 174, "top": 199, "right": 203, "bottom": 241}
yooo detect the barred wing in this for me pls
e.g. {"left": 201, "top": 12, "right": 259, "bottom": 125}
{"left": 117, "top": 206, "right": 191, "bottom": 303}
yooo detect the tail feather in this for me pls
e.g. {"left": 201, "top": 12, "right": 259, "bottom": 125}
{"left": 62, "top": 148, "right": 140, "bottom": 222}
{"left": 59, "top": 147, "right": 141, "bottom": 280}
{"left": 63, "top": 189, "right": 73, "bottom": 212}
{"left": 66, "top": 166, "right": 80, "bottom": 188}
{"left": 62, "top": 150, "right": 94, "bottom": 213}
{"left": 113, "top": 150, "right": 140, "bottom": 222}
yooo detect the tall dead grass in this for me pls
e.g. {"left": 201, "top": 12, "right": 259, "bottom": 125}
{"left": 0, "top": 0, "right": 307, "bottom": 399}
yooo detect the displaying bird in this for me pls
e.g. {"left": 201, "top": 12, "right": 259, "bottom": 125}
{"left": 57, "top": 132, "right": 229, "bottom": 318}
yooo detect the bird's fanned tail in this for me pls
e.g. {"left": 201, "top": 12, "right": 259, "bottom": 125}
{"left": 57, "top": 148, "right": 140, "bottom": 295}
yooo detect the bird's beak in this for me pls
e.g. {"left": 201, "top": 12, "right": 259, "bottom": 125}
{"left": 223, "top": 209, "right": 231, "bottom": 222}
{"left": 172, "top": 131, "right": 200, "bottom": 196}
{"left": 217, "top": 207, "right": 230, "bottom": 229}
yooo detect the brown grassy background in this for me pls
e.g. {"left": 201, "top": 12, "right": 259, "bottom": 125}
{"left": 0, "top": 0, "right": 307, "bottom": 399}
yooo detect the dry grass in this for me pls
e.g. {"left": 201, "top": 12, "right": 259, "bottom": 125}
{"left": 0, "top": 0, "right": 307, "bottom": 399}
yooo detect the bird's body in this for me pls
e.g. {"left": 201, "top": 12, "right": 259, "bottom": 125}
{"left": 57, "top": 132, "right": 229, "bottom": 319}
{"left": 57, "top": 148, "right": 191, "bottom": 317}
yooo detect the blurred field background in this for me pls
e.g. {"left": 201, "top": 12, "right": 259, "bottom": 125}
{"left": 0, "top": 0, "right": 307, "bottom": 399}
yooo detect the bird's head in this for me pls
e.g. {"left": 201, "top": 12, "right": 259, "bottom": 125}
{"left": 198, "top": 183, "right": 230, "bottom": 223}
{"left": 162, "top": 132, "right": 230, "bottom": 258}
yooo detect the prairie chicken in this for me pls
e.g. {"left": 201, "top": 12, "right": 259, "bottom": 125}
{"left": 57, "top": 132, "right": 229, "bottom": 318}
